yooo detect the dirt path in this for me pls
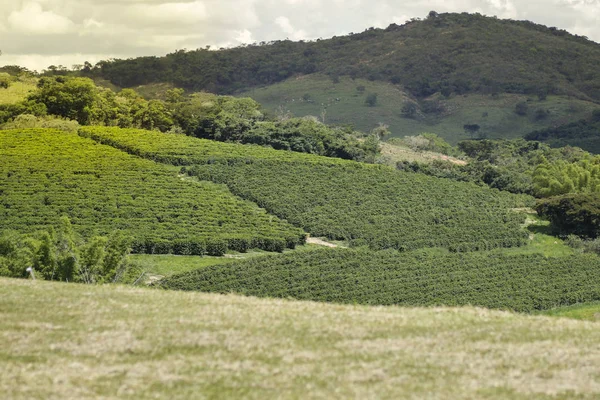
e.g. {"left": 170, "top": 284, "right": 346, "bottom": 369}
{"left": 306, "top": 237, "right": 341, "bottom": 248}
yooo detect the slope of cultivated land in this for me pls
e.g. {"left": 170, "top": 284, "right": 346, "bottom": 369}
{"left": 79, "top": 126, "right": 344, "bottom": 165}
{"left": 3, "top": 278, "right": 600, "bottom": 400}
{"left": 80, "top": 127, "right": 533, "bottom": 252}
{"left": 0, "top": 129, "right": 305, "bottom": 254}
{"left": 191, "top": 161, "right": 532, "bottom": 251}
{"left": 161, "top": 248, "right": 600, "bottom": 312}
{"left": 239, "top": 74, "right": 599, "bottom": 143}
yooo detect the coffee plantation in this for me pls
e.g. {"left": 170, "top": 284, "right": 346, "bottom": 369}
{"left": 0, "top": 129, "right": 305, "bottom": 255}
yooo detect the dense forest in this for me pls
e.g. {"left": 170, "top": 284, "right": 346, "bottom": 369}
{"left": 85, "top": 13, "right": 600, "bottom": 101}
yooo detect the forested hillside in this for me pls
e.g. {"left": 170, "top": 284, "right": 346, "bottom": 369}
{"left": 90, "top": 12, "right": 600, "bottom": 101}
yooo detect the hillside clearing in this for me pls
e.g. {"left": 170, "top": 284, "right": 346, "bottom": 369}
{"left": 2, "top": 278, "right": 600, "bottom": 399}
{"left": 237, "top": 74, "right": 598, "bottom": 144}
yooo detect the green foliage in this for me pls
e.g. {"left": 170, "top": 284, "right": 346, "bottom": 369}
{"left": 29, "top": 76, "right": 98, "bottom": 124}
{"left": 0, "top": 73, "right": 12, "bottom": 89}
{"left": 463, "top": 124, "right": 480, "bottom": 137}
{"left": 0, "top": 222, "right": 133, "bottom": 283}
{"left": 536, "top": 193, "right": 600, "bottom": 238}
{"left": 404, "top": 138, "right": 596, "bottom": 196}
{"left": 532, "top": 157, "right": 600, "bottom": 197}
{"left": 0, "top": 129, "right": 305, "bottom": 254}
{"left": 160, "top": 248, "right": 600, "bottom": 312}
{"left": 515, "top": 101, "right": 529, "bottom": 116}
{"left": 169, "top": 93, "right": 375, "bottom": 161}
{"left": 0, "top": 76, "right": 175, "bottom": 132}
{"left": 401, "top": 102, "right": 417, "bottom": 118}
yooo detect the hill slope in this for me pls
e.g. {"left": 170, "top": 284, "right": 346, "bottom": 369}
{"left": 93, "top": 13, "right": 600, "bottom": 102}
{"left": 3, "top": 278, "right": 600, "bottom": 399}
{"left": 238, "top": 74, "right": 598, "bottom": 143}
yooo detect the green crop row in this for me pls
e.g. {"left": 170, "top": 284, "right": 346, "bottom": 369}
{"left": 189, "top": 160, "right": 533, "bottom": 251}
{"left": 160, "top": 248, "right": 600, "bottom": 312}
{"left": 0, "top": 129, "right": 306, "bottom": 254}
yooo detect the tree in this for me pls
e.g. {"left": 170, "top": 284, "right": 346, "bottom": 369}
{"left": 365, "top": 93, "right": 378, "bottom": 107}
{"left": 29, "top": 76, "right": 99, "bottom": 124}
{"left": 463, "top": 124, "right": 480, "bottom": 138}
{"left": 401, "top": 102, "right": 417, "bottom": 118}
{"left": 515, "top": 101, "right": 528, "bottom": 116}
{"left": 536, "top": 193, "right": 600, "bottom": 238}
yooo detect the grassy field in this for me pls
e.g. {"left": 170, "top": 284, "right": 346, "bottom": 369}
{"left": 3, "top": 278, "right": 600, "bottom": 399}
{"left": 237, "top": 74, "right": 598, "bottom": 144}
{"left": 128, "top": 242, "right": 329, "bottom": 278}
{"left": 542, "top": 302, "right": 600, "bottom": 321}
{"left": 128, "top": 254, "right": 238, "bottom": 277}
{"left": 0, "top": 75, "right": 37, "bottom": 105}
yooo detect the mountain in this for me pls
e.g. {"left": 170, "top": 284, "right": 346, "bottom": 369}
{"left": 91, "top": 12, "right": 600, "bottom": 101}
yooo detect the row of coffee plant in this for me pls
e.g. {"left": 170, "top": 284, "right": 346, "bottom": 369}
{"left": 161, "top": 248, "right": 600, "bottom": 312}
{"left": 0, "top": 129, "right": 305, "bottom": 254}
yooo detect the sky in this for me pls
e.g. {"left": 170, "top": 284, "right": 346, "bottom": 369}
{"left": 1, "top": 0, "right": 600, "bottom": 72}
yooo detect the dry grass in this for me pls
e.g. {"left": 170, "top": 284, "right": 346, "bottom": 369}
{"left": 2, "top": 277, "right": 600, "bottom": 399}
{"left": 380, "top": 141, "right": 467, "bottom": 166}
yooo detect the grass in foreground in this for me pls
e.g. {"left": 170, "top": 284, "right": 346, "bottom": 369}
{"left": 2, "top": 278, "right": 600, "bottom": 399}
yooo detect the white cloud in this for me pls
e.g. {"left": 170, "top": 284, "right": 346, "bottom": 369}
{"left": 122, "top": 1, "right": 208, "bottom": 26}
{"left": 2, "top": 0, "right": 600, "bottom": 71}
{"left": 275, "top": 16, "right": 307, "bottom": 40}
{"left": 235, "top": 29, "right": 254, "bottom": 44}
{"left": 8, "top": 1, "right": 74, "bottom": 35}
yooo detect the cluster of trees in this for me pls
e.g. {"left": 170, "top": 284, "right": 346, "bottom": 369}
{"left": 0, "top": 217, "right": 133, "bottom": 283}
{"left": 77, "top": 13, "right": 600, "bottom": 101}
{"left": 0, "top": 76, "right": 378, "bottom": 162}
{"left": 536, "top": 193, "right": 600, "bottom": 239}
{"left": 0, "top": 76, "right": 173, "bottom": 130}
{"left": 398, "top": 139, "right": 594, "bottom": 196}
{"left": 161, "top": 247, "right": 600, "bottom": 312}
{"left": 170, "top": 92, "right": 380, "bottom": 161}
